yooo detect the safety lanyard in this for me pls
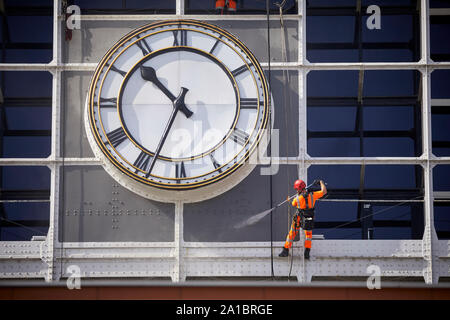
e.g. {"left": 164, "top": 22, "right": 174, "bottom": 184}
{"left": 304, "top": 192, "right": 313, "bottom": 209}
{"left": 297, "top": 192, "right": 313, "bottom": 210}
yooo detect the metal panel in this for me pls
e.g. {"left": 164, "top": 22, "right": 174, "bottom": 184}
{"left": 61, "top": 71, "right": 95, "bottom": 158}
{"left": 270, "top": 70, "right": 299, "bottom": 157}
{"left": 59, "top": 166, "right": 175, "bottom": 242}
{"left": 183, "top": 165, "right": 297, "bottom": 242}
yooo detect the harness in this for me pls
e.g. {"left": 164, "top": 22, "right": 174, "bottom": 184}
{"left": 294, "top": 191, "right": 315, "bottom": 230}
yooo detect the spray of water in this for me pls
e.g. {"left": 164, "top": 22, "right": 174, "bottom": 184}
{"left": 233, "top": 208, "right": 275, "bottom": 229}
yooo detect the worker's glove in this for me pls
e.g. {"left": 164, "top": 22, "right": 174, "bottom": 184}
{"left": 313, "top": 179, "right": 321, "bottom": 186}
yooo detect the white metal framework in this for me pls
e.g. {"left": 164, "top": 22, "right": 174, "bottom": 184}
{"left": 0, "top": 0, "right": 449, "bottom": 285}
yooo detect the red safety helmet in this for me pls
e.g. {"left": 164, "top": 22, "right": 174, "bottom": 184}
{"left": 293, "top": 179, "right": 306, "bottom": 191}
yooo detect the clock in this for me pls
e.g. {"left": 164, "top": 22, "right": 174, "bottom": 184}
{"left": 85, "top": 20, "right": 271, "bottom": 203}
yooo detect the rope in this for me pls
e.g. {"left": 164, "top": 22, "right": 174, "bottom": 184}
{"left": 274, "top": 0, "right": 296, "bottom": 281}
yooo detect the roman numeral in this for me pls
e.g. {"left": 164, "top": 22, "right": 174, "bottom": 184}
{"left": 107, "top": 64, "right": 127, "bottom": 77}
{"left": 106, "top": 127, "right": 127, "bottom": 148}
{"left": 172, "top": 30, "right": 187, "bottom": 46}
{"left": 175, "top": 162, "right": 187, "bottom": 182}
{"left": 136, "top": 36, "right": 152, "bottom": 56}
{"left": 133, "top": 151, "right": 152, "bottom": 173}
{"left": 96, "top": 97, "right": 117, "bottom": 108}
{"left": 210, "top": 154, "right": 222, "bottom": 173}
{"left": 240, "top": 98, "right": 259, "bottom": 109}
{"left": 209, "top": 35, "right": 223, "bottom": 54}
{"left": 231, "top": 64, "right": 251, "bottom": 77}
{"left": 231, "top": 128, "right": 249, "bottom": 146}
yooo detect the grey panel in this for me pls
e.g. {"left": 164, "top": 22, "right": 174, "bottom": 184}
{"left": 61, "top": 71, "right": 94, "bottom": 158}
{"left": 59, "top": 166, "right": 175, "bottom": 242}
{"left": 269, "top": 70, "right": 299, "bottom": 157}
{"left": 184, "top": 165, "right": 300, "bottom": 242}
{"left": 63, "top": 20, "right": 298, "bottom": 63}
{"left": 213, "top": 20, "right": 298, "bottom": 63}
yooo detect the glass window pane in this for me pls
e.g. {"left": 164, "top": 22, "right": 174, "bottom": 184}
{"left": 430, "top": 14, "right": 450, "bottom": 62}
{"left": 308, "top": 70, "right": 421, "bottom": 157}
{"left": 431, "top": 70, "right": 450, "bottom": 157}
{"left": 308, "top": 165, "right": 423, "bottom": 239}
{"left": 73, "top": 0, "right": 175, "bottom": 12}
{"left": 5, "top": 107, "right": 52, "bottom": 131}
{"left": 434, "top": 203, "right": 450, "bottom": 240}
{"left": 430, "top": 0, "right": 450, "bottom": 8}
{"left": 1, "top": 72, "right": 52, "bottom": 158}
{"left": 0, "top": 166, "right": 50, "bottom": 241}
{"left": 1, "top": 202, "right": 50, "bottom": 241}
{"left": 307, "top": 1, "right": 420, "bottom": 62}
{"left": 0, "top": 3, "right": 53, "bottom": 63}
{"left": 433, "top": 165, "right": 450, "bottom": 191}
{"left": 308, "top": 107, "right": 357, "bottom": 131}
{"left": 364, "top": 165, "right": 419, "bottom": 189}
{"left": 4, "top": 0, "right": 52, "bottom": 5}
{"left": 2, "top": 137, "right": 51, "bottom": 158}
{"left": 2, "top": 71, "right": 52, "bottom": 98}
{"left": 363, "top": 106, "right": 414, "bottom": 131}
{"left": 2, "top": 166, "right": 51, "bottom": 190}
{"left": 308, "top": 70, "right": 358, "bottom": 97}
{"left": 363, "top": 70, "right": 418, "bottom": 97}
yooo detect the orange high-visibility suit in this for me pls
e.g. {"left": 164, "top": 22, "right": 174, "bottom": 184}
{"left": 283, "top": 190, "right": 324, "bottom": 250}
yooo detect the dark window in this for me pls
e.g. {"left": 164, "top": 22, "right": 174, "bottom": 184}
{"left": 73, "top": 0, "right": 176, "bottom": 14}
{"left": 0, "top": 72, "right": 52, "bottom": 158}
{"left": 431, "top": 70, "right": 450, "bottom": 156}
{"left": 309, "top": 164, "right": 424, "bottom": 240}
{"left": 307, "top": 70, "right": 422, "bottom": 157}
{"left": 433, "top": 165, "right": 450, "bottom": 239}
{"left": 434, "top": 203, "right": 450, "bottom": 239}
{"left": 430, "top": 6, "right": 450, "bottom": 62}
{"left": 306, "top": 0, "right": 420, "bottom": 62}
{"left": 430, "top": 0, "right": 450, "bottom": 8}
{"left": 0, "top": 166, "right": 50, "bottom": 241}
{"left": 433, "top": 165, "right": 450, "bottom": 192}
{"left": 0, "top": 1, "right": 53, "bottom": 63}
{"left": 185, "top": 0, "right": 297, "bottom": 15}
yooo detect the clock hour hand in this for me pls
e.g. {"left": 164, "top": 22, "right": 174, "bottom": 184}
{"left": 140, "top": 66, "right": 193, "bottom": 118}
{"left": 146, "top": 87, "right": 189, "bottom": 178}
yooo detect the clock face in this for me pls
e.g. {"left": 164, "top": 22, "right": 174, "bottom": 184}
{"left": 86, "top": 20, "right": 270, "bottom": 200}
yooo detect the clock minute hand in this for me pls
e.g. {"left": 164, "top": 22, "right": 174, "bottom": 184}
{"left": 146, "top": 87, "right": 189, "bottom": 178}
{"left": 140, "top": 66, "right": 193, "bottom": 118}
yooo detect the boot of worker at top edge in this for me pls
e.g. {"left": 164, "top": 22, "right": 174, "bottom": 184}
{"left": 279, "top": 247, "right": 289, "bottom": 257}
{"left": 304, "top": 248, "right": 310, "bottom": 260}
{"left": 215, "top": 0, "right": 225, "bottom": 10}
{"left": 228, "top": 0, "right": 237, "bottom": 11}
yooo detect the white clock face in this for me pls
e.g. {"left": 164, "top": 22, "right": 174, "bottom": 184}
{"left": 87, "top": 20, "right": 270, "bottom": 194}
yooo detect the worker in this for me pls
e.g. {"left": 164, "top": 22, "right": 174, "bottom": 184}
{"left": 215, "top": 0, "right": 237, "bottom": 12}
{"left": 279, "top": 179, "right": 327, "bottom": 260}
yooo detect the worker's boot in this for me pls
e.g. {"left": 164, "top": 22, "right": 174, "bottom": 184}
{"left": 304, "top": 248, "right": 310, "bottom": 260}
{"left": 278, "top": 247, "right": 289, "bottom": 257}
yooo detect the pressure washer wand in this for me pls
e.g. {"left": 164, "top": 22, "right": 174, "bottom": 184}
{"left": 233, "top": 182, "right": 320, "bottom": 229}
